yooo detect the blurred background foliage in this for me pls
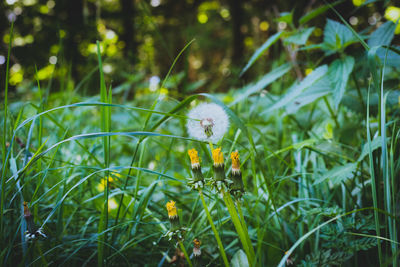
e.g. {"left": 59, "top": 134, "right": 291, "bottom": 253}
{"left": 1, "top": 0, "right": 399, "bottom": 98}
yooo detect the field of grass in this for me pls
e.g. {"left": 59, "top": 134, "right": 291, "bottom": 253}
{"left": 1, "top": 4, "right": 400, "bottom": 267}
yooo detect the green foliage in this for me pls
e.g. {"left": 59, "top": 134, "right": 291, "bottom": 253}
{"left": 322, "top": 19, "right": 360, "bottom": 53}
{"left": 1, "top": 1, "right": 400, "bottom": 267}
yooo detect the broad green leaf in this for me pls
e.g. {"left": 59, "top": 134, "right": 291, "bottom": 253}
{"left": 263, "top": 65, "right": 328, "bottom": 113}
{"left": 368, "top": 21, "right": 396, "bottom": 47}
{"left": 231, "top": 249, "right": 249, "bottom": 267}
{"left": 231, "top": 63, "right": 291, "bottom": 106}
{"left": 240, "top": 31, "right": 283, "bottom": 76}
{"left": 322, "top": 19, "right": 358, "bottom": 52}
{"left": 285, "top": 27, "right": 315, "bottom": 45}
{"left": 285, "top": 74, "right": 331, "bottom": 114}
{"left": 314, "top": 163, "right": 357, "bottom": 185}
{"left": 299, "top": 0, "right": 344, "bottom": 25}
{"left": 376, "top": 45, "right": 400, "bottom": 67}
{"left": 328, "top": 56, "right": 355, "bottom": 109}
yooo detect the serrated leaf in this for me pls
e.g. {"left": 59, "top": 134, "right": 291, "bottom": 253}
{"left": 323, "top": 19, "right": 358, "bottom": 52}
{"left": 231, "top": 63, "right": 291, "bottom": 106}
{"left": 240, "top": 31, "right": 283, "bottom": 76}
{"left": 285, "top": 27, "right": 315, "bottom": 45}
{"left": 263, "top": 65, "right": 328, "bottom": 113}
{"left": 285, "top": 74, "right": 331, "bottom": 114}
{"left": 314, "top": 163, "right": 357, "bottom": 185}
{"left": 328, "top": 56, "right": 355, "bottom": 109}
{"left": 368, "top": 21, "right": 396, "bottom": 48}
{"left": 231, "top": 249, "right": 249, "bottom": 267}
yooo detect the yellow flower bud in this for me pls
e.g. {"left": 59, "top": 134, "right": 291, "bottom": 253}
{"left": 231, "top": 151, "right": 240, "bottom": 174}
{"left": 212, "top": 148, "right": 224, "bottom": 166}
{"left": 166, "top": 200, "right": 178, "bottom": 219}
{"left": 188, "top": 148, "right": 200, "bottom": 168}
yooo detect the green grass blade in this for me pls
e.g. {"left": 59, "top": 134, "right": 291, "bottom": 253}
{"left": 367, "top": 84, "right": 383, "bottom": 266}
{"left": 0, "top": 21, "right": 13, "bottom": 240}
{"left": 97, "top": 40, "right": 109, "bottom": 267}
{"left": 240, "top": 31, "right": 283, "bottom": 77}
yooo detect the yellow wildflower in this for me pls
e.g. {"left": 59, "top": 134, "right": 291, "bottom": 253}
{"left": 212, "top": 148, "right": 224, "bottom": 166}
{"left": 188, "top": 148, "right": 200, "bottom": 168}
{"left": 166, "top": 200, "right": 178, "bottom": 219}
{"left": 231, "top": 151, "right": 240, "bottom": 174}
{"left": 352, "top": 0, "right": 365, "bottom": 7}
{"left": 384, "top": 6, "right": 400, "bottom": 34}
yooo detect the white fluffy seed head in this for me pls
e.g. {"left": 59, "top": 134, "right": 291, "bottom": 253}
{"left": 186, "top": 103, "right": 229, "bottom": 143}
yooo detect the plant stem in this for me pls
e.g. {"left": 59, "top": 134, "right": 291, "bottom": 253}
{"left": 352, "top": 72, "right": 365, "bottom": 112}
{"left": 323, "top": 96, "right": 339, "bottom": 128}
{"left": 222, "top": 190, "right": 255, "bottom": 266}
{"left": 236, "top": 200, "right": 254, "bottom": 264}
{"left": 199, "top": 190, "right": 229, "bottom": 267}
{"left": 178, "top": 240, "right": 193, "bottom": 267}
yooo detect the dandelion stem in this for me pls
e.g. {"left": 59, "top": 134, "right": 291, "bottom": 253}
{"left": 199, "top": 190, "right": 229, "bottom": 267}
{"left": 178, "top": 240, "right": 193, "bottom": 267}
{"left": 208, "top": 141, "right": 214, "bottom": 152}
{"left": 236, "top": 199, "right": 253, "bottom": 260}
{"left": 222, "top": 190, "right": 255, "bottom": 266}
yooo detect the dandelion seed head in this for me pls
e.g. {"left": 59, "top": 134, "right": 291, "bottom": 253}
{"left": 186, "top": 103, "right": 229, "bottom": 142}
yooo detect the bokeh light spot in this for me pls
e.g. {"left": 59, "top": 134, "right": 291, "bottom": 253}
{"left": 198, "top": 13, "right": 208, "bottom": 24}
{"left": 259, "top": 21, "right": 269, "bottom": 31}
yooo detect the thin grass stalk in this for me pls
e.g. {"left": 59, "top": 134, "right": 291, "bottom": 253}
{"left": 322, "top": 96, "right": 339, "bottom": 128}
{"left": 380, "top": 51, "right": 396, "bottom": 267}
{"left": 178, "top": 240, "right": 193, "bottom": 267}
{"left": 143, "top": 39, "right": 195, "bottom": 131}
{"left": 390, "top": 126, "right": 398, "bottom": 266}
{"left": 367, "top": 85, "right": 383, "bottom": 266}
{"left": 97, "top": 40, "right": 110, "bottom": 267}
{"left": 134, "top": 139, "right": 146, "bottom": 201}
{"left": 0, "top": 21, "right": 13, "bottom": 241}
{"left": 111, "top": 141, "right": 140, "bottom": 240}
{"left": 198, "top": 190, "right": 229, "bottom": 267}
